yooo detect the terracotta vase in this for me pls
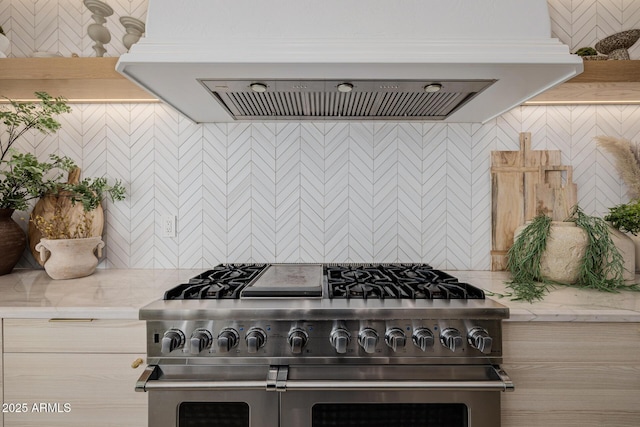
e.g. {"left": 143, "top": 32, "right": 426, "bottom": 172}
{"left": 0, "top": 208, "right": 27, "bottom": 275}
{"left": 35, "top": 236, "right": 104, "bottom": 280}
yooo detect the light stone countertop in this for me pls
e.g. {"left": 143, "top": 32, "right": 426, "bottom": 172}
{"left": 0, "top": 269, "right": 638, "bottom": 322}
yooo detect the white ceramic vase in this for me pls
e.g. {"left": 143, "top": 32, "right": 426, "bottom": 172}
{"left": 36, "top": 237, "right": 104, "bottom": 280}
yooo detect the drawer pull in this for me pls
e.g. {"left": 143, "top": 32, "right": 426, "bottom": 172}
{"left": 48, "top": 318, "right": 94, "bottom": 322}
{"left": 131, "top": 358, "right": 144, "bottom": 369}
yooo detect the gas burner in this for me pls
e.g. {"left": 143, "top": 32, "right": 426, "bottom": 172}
{"left": 326, "top": 264, "right": 484, "bottom": 300}
{"left": 164, "top": 264, "right": 268, "bottom": 300}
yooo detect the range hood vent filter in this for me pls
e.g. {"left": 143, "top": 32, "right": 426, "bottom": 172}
{"left": 203, "top": 80, "right": 495, "bottom": 120}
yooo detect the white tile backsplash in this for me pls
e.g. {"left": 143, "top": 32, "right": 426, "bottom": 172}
{"left": 4, "top": 0, "right": 640, "bottom": 270}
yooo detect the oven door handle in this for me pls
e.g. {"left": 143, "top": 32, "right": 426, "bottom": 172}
{"left": 135, "top": 365, "right": 273, "bottom": 392}
{"left": 280, "top": 365, "right": 514, "bottom": 392}
{"left": 136, "top": 365, "right": 514, "bottom": 393}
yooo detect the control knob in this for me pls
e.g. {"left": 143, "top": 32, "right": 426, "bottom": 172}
{"left": 384, "top": 328, "right": 407, "bottom": 352}
{"left": 288, "top": 328, "right": 309, "bottom": 354}
{"left": 330, "top": 327, "right": 351, "bottom": 354}
{"left": 358, "top": 328, "right": 379, "bottom": 354}
{"left": 216, "top": 328, "right": 239, "bottom": 353}
{"left": 161, "top": 329, "right": 185, "bottom": 354}
{"left": 467, "top": 327, "right": 493, "bottom": 354}
{"left": 189, "top": 328, "right": 213, "bottom": 354}
{"left": 412, "top": 328, "right": 434, "bottom": 351}
{"left": 245, "top": 328, "right": 267, "bottom": 354}
{"left": 439, "top": 328, "right": 463, "bottom": 352}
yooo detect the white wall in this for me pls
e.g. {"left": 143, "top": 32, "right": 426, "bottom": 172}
{"left": 3, "top": 0, "right": 640, "bottom": 269}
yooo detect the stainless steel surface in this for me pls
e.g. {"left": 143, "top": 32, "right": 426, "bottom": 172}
{"left": 137, "top": 364, "right": 514, "bottom": 392}
{"left": 140, "top": 264, "right": 511, "bottom": 427}
{"left": 141, "top": 363, "right": 512, "bottom": 427}
{"left": 439, "top": 327, "right": 463, "bottom": 352}
{"left": 384, "top": 327, "right": 406, "bottom": 351}
{"left": 412, "top": 327, "right": 434, "bottom": 351}
{"left": 358, "top": 327, "right": 379, "bottom": 354}
{"left": 188, "top": 328, "right": 213, "bottom": 354}
{"left": 468, "top": 326, "right": 493, "bottom": 354}
{"left": 200, "top": 79, "right": 495, "bottom": 120}
{"left": 160, "top": 328, "right": 185, "bottom": 354}
{"left": 140, "top": 297, "right": 510, "bottom": 321}
{"left": 240, "top": 263, "right": 323, "bottom": 298}
{"left": 144, "top": 318, "right": 504, "bottom": 364}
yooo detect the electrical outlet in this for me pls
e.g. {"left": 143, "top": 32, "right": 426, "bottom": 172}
{"left": 162, "top": 215, "right": 176, "bottom": 238}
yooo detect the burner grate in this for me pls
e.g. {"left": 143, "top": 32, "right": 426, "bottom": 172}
{"left": 164, "top": 264, "right": 268, "bottom": 300}
{"left": 326, "top": 264, "right": 484, "bottom": 300}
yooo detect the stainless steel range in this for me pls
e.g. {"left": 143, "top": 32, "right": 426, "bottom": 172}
{"left": 136, "top": 263, "right": 514, "bottom": 427}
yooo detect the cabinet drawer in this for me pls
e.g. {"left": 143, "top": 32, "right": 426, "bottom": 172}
{"left": 3, "top": 319, "right": 145, "bottom": 353}
{"left": 3, "top": 352, "right": 147, "bottom": 427}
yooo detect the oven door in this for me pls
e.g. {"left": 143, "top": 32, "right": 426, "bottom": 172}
{"left": 136, "top": 364, "right": 278, "bottom": 427}
{"left": 278, "top": 365, "right": 514, "bottom": 427}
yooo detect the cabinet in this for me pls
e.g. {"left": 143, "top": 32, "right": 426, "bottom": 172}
{"left": 501, "top": 322, "right": 640, "bottom": 427}
{"left": 0, "top": 57, "right": 638, "bottom": 105}
{"left": 2, "top": 319, "right": 147, "bottom": 427}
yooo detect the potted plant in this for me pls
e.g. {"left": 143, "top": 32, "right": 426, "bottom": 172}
{"left": 604, "top": 199, "right": 640, "bottom": 272}
{"left": 0, "top": 151, "right": 66, "bottom": 274}
{"left": 0, "top": 92, "right": 71, "bottom": 275}
{"left": 29, "top": 155, "right": 125, "bottom": 279}
{"left": 596, "top": 135, "right": 640, "bottom": 270}
{"left": 506, "top": 206, "right": 637, "bottom": 302}
{"left": 31, "top": 203, "right": 104, "bottom": 280}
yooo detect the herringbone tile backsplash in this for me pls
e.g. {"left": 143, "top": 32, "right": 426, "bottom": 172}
{"left": 4, "top": 0, "right": 640, "bottom": 270}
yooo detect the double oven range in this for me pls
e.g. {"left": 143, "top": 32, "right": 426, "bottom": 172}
{"left": 136, "top": 263, "right": 514, "bottom": 427}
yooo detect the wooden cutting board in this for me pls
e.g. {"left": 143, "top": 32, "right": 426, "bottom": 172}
{"left": 490, "top": 133, "right": 563, "bottom": 270}
{"left": 535, "top": 166, "right": 578, "bottom": 221}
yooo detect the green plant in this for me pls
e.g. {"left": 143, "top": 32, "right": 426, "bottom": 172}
{"left": 605, "top": 200, "right": 640, "bottom": 235}
{"left": 575, "top": 47, "right": 598, "bottom": 56}
{"left": 50, "top": 154, "right": 126, "bottom": 211}
{"left": 0, "top": 92, "right": 71, "bottom": 162}
{"left": 505, "top": 206, "right": 637, "bottom": 302}
{"left": 505, "top": 214, "right": 552, "bottom": 301}
{"left": 0, "top": 150, "right": 66, "bottom": 210}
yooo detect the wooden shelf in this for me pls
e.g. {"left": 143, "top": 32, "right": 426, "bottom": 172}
{"left": 1, "top": 57, "right": 638, "bottom": 105}
{"left": 526, "top": 60, "right": 640, "bottom": 104}
{"left": 0, "top": 57, "right": 158, "bottom": 103}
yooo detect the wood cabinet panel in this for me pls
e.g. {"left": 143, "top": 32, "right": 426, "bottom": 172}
{"left": 3, "top": 319, "right": 145, "bottom": 353}
{"left": 0, "top": 58, "right": 157, "bottom": 103}
{"left": 501, "top": 322, "right": 640, "bottom": 427}
{"left": 503, "top": 322, "right": 640, "bottom": 363}
{"left": 3, "top": 352, "right": 146, "bottom": 427}
{"left": 0, "top": 58, "right": 638, "bottom": 104}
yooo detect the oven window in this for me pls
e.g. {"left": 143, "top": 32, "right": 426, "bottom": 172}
{"left": 178, "top": 402, "right": 249, "bottom": 427}
{"left": 312, "top": 403, "right": 467, "bottom": 427}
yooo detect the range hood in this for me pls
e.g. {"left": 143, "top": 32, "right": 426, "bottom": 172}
{"left": 116, "top": 0, "right": 583, "bottom": 123}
